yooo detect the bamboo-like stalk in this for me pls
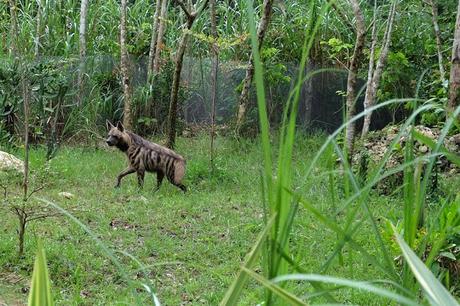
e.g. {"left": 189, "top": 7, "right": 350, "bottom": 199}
{"left": 209, "top": 0, "right": 218, "bottom": 171}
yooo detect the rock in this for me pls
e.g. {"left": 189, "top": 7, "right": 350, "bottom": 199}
{"left": 354, "top": 124, "right": 459, "bottom": 195}
{"left": 419, "top": 145, "right": 428, "bottom": 153}
{"left": 0, "top": 151, "right": 24, "bottom": 174}
{"left": 58, "top": 192, "right": 74, "bottom": 199}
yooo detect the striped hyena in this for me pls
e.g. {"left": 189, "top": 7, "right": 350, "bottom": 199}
{"left": 106, "top": 121, "right": 187, "bottom": 192}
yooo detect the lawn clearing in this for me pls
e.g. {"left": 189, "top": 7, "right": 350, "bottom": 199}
{"left": 1, "top": 134, "right": 410, "bottom": 305}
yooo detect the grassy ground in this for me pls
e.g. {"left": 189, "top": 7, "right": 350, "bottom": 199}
{"left": 0, "top": 134, "right": 449, "bottom": 305}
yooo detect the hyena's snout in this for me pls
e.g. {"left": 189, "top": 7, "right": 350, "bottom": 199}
{"left": 106, "top": 137, "right": 116, "bottom": 146}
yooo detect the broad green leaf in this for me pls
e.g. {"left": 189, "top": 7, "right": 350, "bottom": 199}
{"left": 392, "top": 226, "right": 460, "bottom": 306}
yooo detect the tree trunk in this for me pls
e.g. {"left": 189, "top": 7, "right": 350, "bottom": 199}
{"left": 18, "top": 213, "right": 26, "bottom": 258}
{"left": 167, "top": 26, "right": 190, "bottom": 149}
{"left": 210, "top": 0, "right": 218, "bottom": 170}
{"left": 428, "top": 0, "right": 446, "bottom": 83}
{"left": 448, "top": 0, "right": 460, "bottom": 112}
{"left": 22, "top": 76, "right": 30, "bottom": 202}
{"left": 361, "top": 0, "right": 377, "bottom": 137}
{"left": 120, "top": 0, "right": 133, "bottom": 130}
{"left": 153, "top": 0, "right": 169, "bottom": 74}
{"left": 35, "top": 0, "right": 42, "bottom": 57}
{"left": 302, "top": 60, "right": 315, "bottom": 127}
{"left": 166, "top": 0, "right": 209, "bottom": 149}
{"left": 344, "top": 0, "right": 366, "bottom": 158}
{"left": 361, "top": 1, "right": 396, "bottom": 137}
{"left": 8, "top": 0, "right": 18, "bottom": 56}
{"left": 148, "top": 0, "right": 162, "bottom": 74}
{"left": 235, "top": 0, "right": 274, "bottom": 134}
{"left": 78, "top": 0, "right": 89, "bottom": 107}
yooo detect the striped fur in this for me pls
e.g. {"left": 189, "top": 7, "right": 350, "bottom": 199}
{"left": 106, "top": 121, "right": 187, "bottom": 192}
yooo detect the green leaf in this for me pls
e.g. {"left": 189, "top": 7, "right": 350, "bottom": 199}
{"left": 392, "top": 225, "right": 460, "bottom": 306}
{"left": 28, "top": 241, "right": 54, "bottom": 306}
{"left": 438, "top": 252, "right": 456, "bottom": 261}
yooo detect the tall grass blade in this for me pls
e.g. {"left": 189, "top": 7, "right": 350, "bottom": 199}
{"left": 242, "top": 267, "right": 308, "bottom": 306}
{"left": 272, "top": 274, "right": 419, "bottom": 306}
{"left": 28, "top": 241, "right": 53, "bottom": 306}
{"left": 392, "top": 225, "right": 460, "bottom": 306}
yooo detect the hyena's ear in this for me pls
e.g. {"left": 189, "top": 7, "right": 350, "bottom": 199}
{"left": 117, "top": 121, "right": 125, "bottom": 132}
{"left": 106, "top": 120, "right": 114, "bottom": 131}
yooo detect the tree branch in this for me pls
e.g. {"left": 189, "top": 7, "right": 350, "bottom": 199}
{"left": 26, "top": 185, "right": 46, "bottom": 201}
{"left": 175, "top": 0, "right": 192, "bottom": 20}
{"left": 27, "top": 212, "right": 61, "bottom": 222}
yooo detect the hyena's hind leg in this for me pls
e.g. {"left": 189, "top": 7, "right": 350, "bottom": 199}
{"left": 175, "top": 183, "right": 187, "bottom": 193}
{"left": 115, "top": 167, "right": 136, "bottom": 188}
{"left": 165, "top": 174, "right": 187, "bottom": 193}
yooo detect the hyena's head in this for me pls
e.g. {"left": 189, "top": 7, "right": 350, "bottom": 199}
{"left": 106, "top": 121, "right": 130, "bottom": 151}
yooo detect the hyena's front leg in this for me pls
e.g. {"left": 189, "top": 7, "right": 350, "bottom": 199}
{"left": 115, "top": 167, "right": 136, "bottom": 188}
{"left": 137, "top": 169, "right": 145, "bottom": 188}
{"left": 155, "top": 171, "right": 164, "bottom": 191}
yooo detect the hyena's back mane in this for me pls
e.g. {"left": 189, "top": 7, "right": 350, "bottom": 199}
{"left": 127, "top": 131, "right": 185, "bottom": 161}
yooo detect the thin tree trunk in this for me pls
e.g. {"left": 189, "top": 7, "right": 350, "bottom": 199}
{"left": 8, "top": 0, "right": 18, "bottom": 56}
{"left": 148, "top": 0, "right": 162, "bottom": 74}
{"left": 153, "top": 0, "right": 169, "bottom": 74}
{"left": 362, "top": 1, "right": 378, "bottom": 137}
{"left": 22, "top": 76, "right": 29, "bottom": 202}
{"left": 428, "top": 0, "right": 446, "bottom": 83}
{"left": 345, "top": 0, "right": 366, "bottom": 157}
{"left": 303, "top": 60, "right": 315, "bottom": 126}
{"left": 18, "top": 212, "right": 26, "bottom": 258}
{"left": 362, "top": 1, "right": 396, "bottom": 137}
{"left": 166, "top": 0, "right": 209, "bottom": 149}
{"left": 235, "top": 0, "right": 274, "bottom": 134}
{"left": 78, "top": 0, "right": 89, "bottom": 107}
{"left": 448, "top": 0, "right": 460, "bottom": 112}
{"left": 167, "top": 26, "right": 190, "bottom": 149}
{"left": 120, "top": 0, "right": 133, "bottom": 130}
{"left": 210, "top": 0, "right": 218, "bottom": 170}
{"left": 35, "top": 0, "right": 42, "bottom": 57}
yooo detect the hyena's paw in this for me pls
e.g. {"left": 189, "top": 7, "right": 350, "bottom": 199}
{"left": 114, "top": 184, "right": 121, "bottom": 189}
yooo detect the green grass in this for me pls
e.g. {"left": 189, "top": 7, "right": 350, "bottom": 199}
{"left": 0, "top": 133, "right": 433, "bottom": 305}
